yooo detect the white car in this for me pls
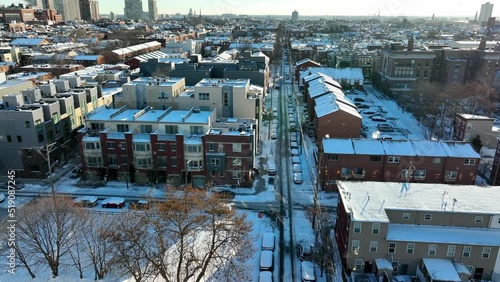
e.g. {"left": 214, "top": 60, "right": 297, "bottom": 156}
{"left": 291, "top": 149, "right": 299, "bottom": 156}
{"left": 73, "top": 196, "right": 98, "bottom": 207}
{"left": 293, "top": 163, "right": 302, "bottom": 173}
{"left": 293, "top": 173, "right": 303, "bottom": 184}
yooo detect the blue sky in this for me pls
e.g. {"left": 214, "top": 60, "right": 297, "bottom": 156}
{"left": 3, "top": 0, "right": 498, "bottom": 17}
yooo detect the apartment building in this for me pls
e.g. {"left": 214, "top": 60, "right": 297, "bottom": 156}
{"left": 320, "top": 139, "right": 480, "bottom": 190}
{"left": 454, "top": 113, "right": 500, "bottom": 149}
{"left": 78, "top": 105, "right": 257, "bottom": 186}
{"left": 336, "top": 181, "right": 500, "bottom": 281}
{"left": 117, "top": 76, "right": 186, "bottom": 109}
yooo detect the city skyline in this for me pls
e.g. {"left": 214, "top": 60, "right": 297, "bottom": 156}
{"left": 1, "top": 0, "right": 497, "bottom": 17}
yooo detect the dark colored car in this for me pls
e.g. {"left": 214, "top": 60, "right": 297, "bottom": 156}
{"left": 101, "top": 197, "right": 125, "bottom": 208}
{"left": 130, "top": 200, "right": 150, "bottom": 210}
{"left": 215, "top": 190, "right": 236, "bottom": 200}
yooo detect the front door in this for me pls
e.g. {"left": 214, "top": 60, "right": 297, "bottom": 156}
{"left": 364, "top": 261, "right": 373, "bottom": 273}
{"left": 400, "top": 264, "right": 408, "bottom": 275}
{"left": 474, "top": 268, "right": 484, "bottom": 280}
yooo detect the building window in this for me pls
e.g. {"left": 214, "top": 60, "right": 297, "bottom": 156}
{"left": 136, "top": 158, "right": 152, "bottom": 167}
{"left": 232, "top": 157, "right": 241, "bottom": 166}
{"left": 199, "top": 92, "right": 210, "bottom": 100}
{"left": 372, "top": 223, "right": 380, "bottom": 235}
{"left": 482, "top": 247, "right": 491, "bottom": 259}
{"left": 6, "top": 135, "right": 12, "bottom": 142}
{"left": 121, "top": 156, "right": 128, "bottom": 165}
{"left": 354, "top": 259, "right": 363, "bottom": 271}
{"left": 157, "top": 143, "right": 166, "bottom": 151}
{"left": 140, "top": 124, "right": 153, "bottom": 133}
{"left": 85, "top": 142, "right": 100, "bottom": 150}
{"left": 165, "top": 125, "right": 178, "bottom": 134}
{"left": 388, "top": 156, "right": 400, "bottom": 163}
{"left": 447, "top": 245, "right": 456, "bottom": 257}
{"left": 406, "top": 243, "right": 415, "bottom": 254}
{"left": 369, "top": 241, "right": 378, "bottom": 253}
{"left": 208, "top": 143, "right": 215, "bottom": 152}
{"left": 465, "top": 265, "right": 474, "bottom": 274}
{"left": 428, "top": 244, "right": 437, "bottom": 256}
{"left": 86, "top": 156, "right": 102, "bottom": 166}
{"left": 158, "top": 157, "right": 167, "bottom": 168}
{"left": 463, "top": 246, "right": 472, "bottom": 258}
{"left": 232, "top": 170, "right": 241, "bottom": 179}
{"left": 445, "top": 171, "right": 457, "bottom": 180}
{"left": 402, "top": 213, "right": 410, "bottom": 220}
{"left": 370, "top": 156, "right": 381, "bottom": 162}
{"left": 108, "top": 155, "right": 117, "bottom": 166}
{"left": 353, "top": 222, "right": 361, "bottom": 234}
{"left": 17, "top": 135, "right": 22, "bottom": 142}
{"left": 475, "top": 216, "right": 483, "bottom": 223}
{"left": 210, "top": 158, "right": 220, "bottom": 167}
{"left": 119, "top": 142, "right": 126, "bottom": 150}
{"left": 388, "top": 242, "right": 396, "bottom": 254}
{"left": 171, "top": 144, "right": 176, "bottom": 152}
{"left": 190, "top": 126, "right": 204, "bottom": 135}
{"left": 233, "top": 143, "right": 242, "bottom": 152}
{"left": 414, "top": 170, "right": 426, "bottom": 179}
{"left": 424, "top": 214, "right": 432, "bottom": 221}
{"left": 352, "top": 240, "right": 360, "bottom": 254}
{"left": 134, "top": 143, "right": 150, "bottom": 152}
{"left": 107, "top": 142, "right": 115, "bottom": 149}
{"left": 171, "top": 157, "right": 178, "bottom": 166}
{"left": 25, "top": 121, "right": 31, "bottom": 128}
{"left": 432, "top": 158, "right": 442, "bottom": 164}
{"left": 464, "top": 159, "right": 476, "bottom": 165}
{"left": 391, "top": 261, "right": 399, "bottom": 271}
{"left": 327, "top": 154, "right": 339, "bottom": 161}
{"left": 186, "top": 145, "right": 201, "bottom": 153}
{"left": 219, "top": 171, "right": 224, "bottom": 177}
{"left": 117, "top": 124, "right": 129, "bottom": 132}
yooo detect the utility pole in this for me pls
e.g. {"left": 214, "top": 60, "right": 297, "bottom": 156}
{"left": 33, "top": 142, "right": 58, "bottom": 200}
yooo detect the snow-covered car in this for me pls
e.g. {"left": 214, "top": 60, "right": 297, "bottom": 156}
{"left": 293, "top": 173, "right": 303, "bottom": 184}
{"left": 101, "top": 197, "right": 125, "bottom": 209}
{"left": 130, "top": 200, "right": 150, "bottom": 210}
{"left": 73, "top": 196, "right": 98, "bottom": 207}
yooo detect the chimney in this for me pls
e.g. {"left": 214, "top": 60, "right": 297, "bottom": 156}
{"left": 408, "top": 37, "right": 414, "bottom": 51}
{"left": 478, "top": 37, "right": 486, "bottom": 51}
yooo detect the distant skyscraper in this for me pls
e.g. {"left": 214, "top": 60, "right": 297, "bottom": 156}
{"left": 26, "top": 0, "right": 53, "bottom": 9}
{"left": 148, "top": 0, "right": 158, "bottom": 21}
{"left": 79, "top": 0, "right": 99, "bottom": 21}
{"left": 292, "top": 10, "right": 298, "bottom": 21}
{"left": 479, "top": 2, "right": 494, "bottom": 25}
{"left": 188, "top": 8, "right": 193, "bottom": 17}
{"left": 54, "top": 0, "right": 81, "bottom": 21}
{"left": 110, "top": 11, "right": 115, "bottom": 20}
{"left": 124, "top": 0, "right": 143, "bottom": 20}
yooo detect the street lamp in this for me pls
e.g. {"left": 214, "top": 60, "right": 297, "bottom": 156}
{"left": 185, "top": 160, "right": 192, "bottom": 186}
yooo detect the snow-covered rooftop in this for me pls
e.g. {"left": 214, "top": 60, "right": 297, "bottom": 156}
{"left": 337, "top": 181, "right": 500, "bottom": 222}
{"left": 422, "top": 258, "right": 461, "bottom": 282}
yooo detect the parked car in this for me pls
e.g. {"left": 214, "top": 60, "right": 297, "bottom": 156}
{"left": 130, "top": 200, "right": 150, "bottom": 210}
{"left": 0, "top": 181, "right": 24, "bottom": 190}
{"left": 291, "top": 149, "right": 299, "bottom": 156}
{"left": 297, "top": 242, "right": 313, "bottom": 261}
{"left": 301, "top": 261, "right": 316, "bottom": 282}
{"left": 260, "top": 250, "right": 274, "bottom": 271}
{"left": 73, "top": 196, "right": 98, "bottom": 207}
{"left": 293, "top": 163, "right": 302, "bottom": 173}
{"left": 101, "top": 197, "right": 126, "bottom": 208}
{"left": 292, "top": 156, "right": 300, "bottom": 164}
{"left": 259, "top": 271, "right": 273, "bottom": 282}
{"left": 290, "top": 141, "right": 299, "bottom": 149}
{"left": 215, "top": 190, "right": 236, "bottom": 200}
{"left": 293, "top": 173, "right": 303, "bottom": 184}
{"left": 69, "top": 166, "right": 82, "bottom": 178}
{"left": 270, "top": 132, "right": 278, "bottom": 140}
{"left": 371, "top": 116, "right": 387, "bottom": 122}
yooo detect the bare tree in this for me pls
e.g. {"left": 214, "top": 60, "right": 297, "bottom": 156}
{"left": 81, "top": 213, "right": 115, "bottom": 280}
{"left": 16, "top": 196, "right": 79, "bottom": 278}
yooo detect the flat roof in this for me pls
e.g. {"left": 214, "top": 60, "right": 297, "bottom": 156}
{"left": 337, "top": 181, "right": 500, "bottom": 222}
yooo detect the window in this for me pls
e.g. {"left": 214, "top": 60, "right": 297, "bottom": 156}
{"left": 136, "top": 158, "right": 152, "bottom": 167}
{"left": 428, "top": 244, "right": 437, "bottom": 256}
{"left": 219, "top": 171, "right": 224, "bottom": 177}
{"left": 464, "top": 159, "right": 476, "bottom": 165}
{"left": 121, "top": 156, "right": 128, "bottom": 165}
{"left": 463, "top": 246, "right": 471, "bottom": 258}
{"left": 199, "top": 92, "right": 210, "bottom": 100}
{"left": 17, "top": 135, "right": 22, "bottom": 142}
{"left": 171, "top": 157, "right": 178, "bottom": 166}
{"left": 353, "top": 168, "right": 365, "bottom": 176}
{"left": 171, "top": 144, "right": 176, "bottom": 152}
{"left": 475, "top": 216, "right": 483, "bottom": 223}
{"left": 25, "top": 121, "right": 31, "bottom": 128}
{"left": 447, "top": 245, "right": 456, "bottom": 257}
{"left": 369, "top": 241, "right": 378, "bottom": 253}
{"left": 402, "top": 213, "right": 410, "bottom": 220}
{"left": 52, "top": 112, "right": 59, "bottom": 123}
{"left": 388, "top": 156, "right": 400, "bottom": 163}
{"left": 108, "top": 155, "right": 117, "bottom": 166}
{"left": 233, "top": 143, "right": 242, "bottom": 152}
{"left": 165, "top": 125, "right": 178, "bottom": 134}
{"left": 208, "top": 143, "right": 215, "bottom": 152}
{"left": 210, "top": 158, "right": 220, "bottom": 167}
{"left": 445, "top": 171, "right": 457, "bottom": 180}
{"left": 232, "top": 170, "right": 241, "bottom": 179}
{"left": 388, "top": 242, "right": 396, "bottom": 254}
{"left": 119, "top": 142, "right": 126, "bottom": 150}
{"left": 86, "top": 156, "right": 102, "bottom": 166}
{"left": 107, "top": 142, "right": 115, "bottom": 149}
{"left": 391, "top": 261, "right": 399, "bottom": 271}
{"left": 406, "top": 243, "right": 415, "bottom": 254}
{"left": 223, "top": 92, "right": 229, "bottom": 106}
{"left": 424, "top": 214, "right": 432, "bottom": 221}
{"left": 134, "top": 143, "right": 150, "bottom": 151}
{"left": 432, "top": 158, "right": 442, "bottom": 164}
{"left": 190, "top": 126, "right": 204, "bottom": 135}
{"left": 232, "top": 157, "right": 241, "bottom": 166}
{"left": 117, "top": 124, "right": 129, "bottom": 132}
{"left": 370, "top": 156, "right": 381, "bottom": 162}
{"left": 372, "top": 223, "right": 380, "bottom": 235}
{"left": 341, "top": 168, "right": 352, "bottom": 176}
{"left": 85, "top": 142, "right": 100, "bottom": 150}
{"left": 354, "top": 259, "right": 363, "bottom": 270}
{"left": 157, "top": 143, "right": 166, "bottom": 151}
{"left": 482, "top": 247, "right": 491, "bottom": 259}
{"left": 352, "top": 240, "right": 360, "bottom": 254}
{"left": 465, "top": 265, "right": 474, "bottom": 274}
{"left": 6, "top": 135, "right": 12, "bottom": 142}
{"left": 158, "top": 157, "right": 167, "bottom": 168}
{"left": 186, "top": 145, "right": 201, "bottom": 153}
{"left": 414, "top": 170, "right": 426, "bottom": 179}
{"left": 140, "top": 124, "right": 153, "bottom": 133}
{"left": 328, "top": 154, "right": 339, "bottom": 161}
{"left": 353, "top": 222, "right": 361, "bottom": 234}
